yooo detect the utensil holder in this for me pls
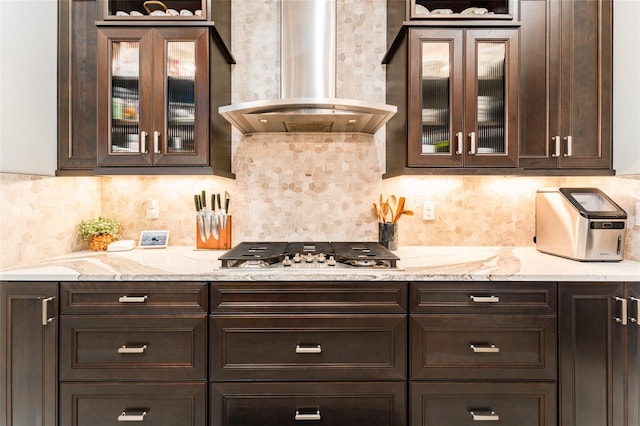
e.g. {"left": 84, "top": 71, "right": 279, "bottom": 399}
{"left": 196, "top": 215, "right": 232, "bottom": 250}
{"left": 378, "top": 222, "right": 398, "bottom": 250}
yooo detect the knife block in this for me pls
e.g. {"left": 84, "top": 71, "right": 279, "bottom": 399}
{"left": 196, "top": 215, "right": 232, "bottom": 250}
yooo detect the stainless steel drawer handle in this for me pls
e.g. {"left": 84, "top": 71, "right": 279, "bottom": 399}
{"left": 118, "top": 295, "right": 148, "bottom": 303}
{"left": 118, "top": 345, "right": 147, "bottom": 354}
{"left": 469, "top": 295, "right": 500, "bottom": 303}
{"left": 295, "top": 409, "right": 321, "bottom": 421}
{"left": 470, "top": 410, "right": 500, "bottom": 421}
{"left": 614, "top": 297, "right": 628, "bottom": 326}
{"left": 470, "top": 343, "right": 500, "bottom": 353}
{"left": 630, "top": 297, "right": 639, "bottom": 324}
{"left": 118, "top": 410, "right": 147, "bottom": 422}
{"left": 41, "top": 296, "right": 55, "bottom": 326}
{"left": 295, "top": 344, "right": 322, "bottom": 354}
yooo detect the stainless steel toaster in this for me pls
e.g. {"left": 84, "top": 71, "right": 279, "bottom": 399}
{"left": 535, "top": 188, "right": 627, "bottom": 261}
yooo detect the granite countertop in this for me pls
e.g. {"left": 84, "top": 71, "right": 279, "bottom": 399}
{"left": 1, "top": 246, "right": 639, "bottom": 282}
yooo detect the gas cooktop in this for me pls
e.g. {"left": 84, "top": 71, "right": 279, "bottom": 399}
{"left": 218, "top": 241, "right": 400, "bottom": 269}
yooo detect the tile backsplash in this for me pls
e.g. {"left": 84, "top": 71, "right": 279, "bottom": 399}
{"left": 2, "top": 171, "right": 639, "bottom": 269}
{"left": 1, "top": 0, "right": 638, "bottom": 268}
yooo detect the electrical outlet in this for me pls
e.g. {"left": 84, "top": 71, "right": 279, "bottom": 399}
{"left": 146, "top": 199, "right": 159, "bottom": 219}
{"left": 422, "top": 201, "right": 435, "bottom": 221}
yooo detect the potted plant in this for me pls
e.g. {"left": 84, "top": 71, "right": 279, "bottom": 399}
{"left": 77, "top": 216, "right": 122, "bottom": 251}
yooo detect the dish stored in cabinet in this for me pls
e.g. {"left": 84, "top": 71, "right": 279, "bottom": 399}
{"left": 535, "top": 188, "right": 627, "bottom": 261}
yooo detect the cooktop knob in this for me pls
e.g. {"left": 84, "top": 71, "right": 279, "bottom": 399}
{"left": 293, "top": 253, "right": 302, "bottom": 263}
{"left": 282, "top": 256, "right": 292, "bottom": 267}
{"left": 327, "top": 256, "right": 336, "bottom": 266}
{"left": 304, "top": 253, "right": 315, "bottom": 263}
{"left": 317, "top": 253, "right": 326, "bottom": 263}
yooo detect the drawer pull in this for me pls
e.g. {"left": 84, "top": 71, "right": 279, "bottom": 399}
{"left": 470, "top": 410, "right": 500, "bottom": 421}
{"left": 630, "top": 297, "right": 639, "bottom": 324}
{"left": 118, "top": 295, "right": 148, "bottom": 303}
{"left": 469, "top": 295, "right": 500, "bottom": 303}
{"left": 118, "top": 345, "right": 147, "bottom": 354}
{"left": 118, "top": 410, "right": 147, "bottom": 422}
{"left": 470, "top": 343, "right": 500, "bottom": 353}
{"left": 614, "top": 297, "right": 628, "bottom": 326}
{"left": 295, "top": 408, "right": 321, "bottom": 421}
{"left": 295, "top": 344, "right": 322, "bottom": 354}
{"left": 41, "top": 296, "right": 55, "bottom": 326}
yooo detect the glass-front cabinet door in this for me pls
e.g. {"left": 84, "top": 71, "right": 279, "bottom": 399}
{"left": 97, "top": 27, "right": 208, "bottom": 168}
{"left": 408, "top": 28, "right": 518, "bottom": 168}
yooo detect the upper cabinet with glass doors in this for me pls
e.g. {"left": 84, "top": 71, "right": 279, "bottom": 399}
{"left": 384, "top": 27, "right": 518, "bottom": 174}
{"left": 97, "top": 27, "right": 210, "bottom": 168}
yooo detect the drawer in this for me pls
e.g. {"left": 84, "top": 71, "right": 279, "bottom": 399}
{"left": 211, "top": 281, "right": 407, "bottom": 313}
{"left": 411, "top": 282, "right": 556, "bottom": 314}
{"left": 411, "top": 382, "right": 557, "bottom": 426}
{"left": 411, "top": 315, "right": 557, "bottom": 380}
{"left": 210, "top": 314, "right": 407, "bottom": 381}
{"left": 211, "top": 381, "right": 406, "bottom": 426}
{"left": 61, "top": 282, "right": 208, "bottom": 314}
{"left": 60, "top": 382, "right": 206, "bottom": 426}
{"left": 60, "top": 316, "right": 207, "bottom": 381}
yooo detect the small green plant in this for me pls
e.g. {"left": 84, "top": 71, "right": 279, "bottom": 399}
{"left": 77, "top": 216, "right": 122, "bottom": 242}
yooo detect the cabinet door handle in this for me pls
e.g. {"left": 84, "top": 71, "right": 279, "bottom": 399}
{"left": 470, "top": 343, "right": 500, "bottom": 353}
{"left": 629, "top": 297, "right": 639, "bottom": 324}
{"left": 563, "top": 135, "right": 573, "bottom": 157}
{"left": 118, "top": 410, "right": 147, "bottom": 422}
{"left": 153, "top": 131, "right": 161, "bottom": 154}
{"left": 456, "top": 132, "right": 463, "bottom": 154}
{"left": 118, "top": 295, "right": 148, "bottom": 303}
{"left": 118, "top": 344, "right": 147, "bottom": 354}
{"left": 468, "top": 132, "right": 477, "bottom": 155}
{"left": 41, "top": 296, "right": 55, "bottom": 326}
{"left": 551, "top": 136, "right": 561, "bottom": 157}
{"left": 470, "top": 410, "right": 500, "bottom": 421}
{"left": 469, "top": 295, "right": 499, "bottom": 303}
{"left": 295, "top": 408, "right": 321, "bottom": 421}
{"left": 141, "top": 131, "right": 149, "bottom": 154}
{"left": 614, "top": 296, "right": 628, "bottom": 326}
{"left": 296, "top": 344, "right": 322, "bottom": 354}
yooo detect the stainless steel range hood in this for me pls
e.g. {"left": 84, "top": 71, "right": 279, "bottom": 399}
{"left": 218, "top": 0, "right": 396, "bottom": 134}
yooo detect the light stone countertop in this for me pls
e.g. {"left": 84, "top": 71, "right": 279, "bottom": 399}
{"left": 1, "top": 246, "right": 639, "bottom": 282}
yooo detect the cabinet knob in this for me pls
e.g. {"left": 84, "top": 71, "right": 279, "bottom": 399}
{"left": 41, "top": 296, "right": 55, "bottom": 326}
{"left": 468, "top": 132, "right": 477, "bottom": 155}
{"left": 118, "top": 344, "right": 147, "bottom": 354}
{"left": 141, "top": 131, "right": 149, "bottom": 154}
{"left": 456, "top": 132, "right": 463, "bottom": 155}
{"left": 153, "top": 131, "right": 161, "bottom": 154}
{"left": 551, "top": 136, "right": 561, "bottom": 157}
{"left": 469, "top": 295, "right": 499, "bottom": 303}
{"left": 563, "top": 135, "right": 573, "bottom": 157}
{"left": 629, "top": 297, "right": 639, "bottom": 324}
{"left": 118, "top": 295, "right": 148, "bottom": 303}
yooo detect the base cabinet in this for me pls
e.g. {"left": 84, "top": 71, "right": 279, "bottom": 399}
{"left": 411, "top": 382, "right": 557, "bottom": 426}
{"left": 211, "top": 382, "right": 406, "bottom": 426}
{"left": 60, "top": 382, "right": 206, "bottom": 426}
{"left": 559, "top": 282, "right": 638, "bottom": 426}
{"left": 0, "top": 282, "right": 57, "bottom": 426}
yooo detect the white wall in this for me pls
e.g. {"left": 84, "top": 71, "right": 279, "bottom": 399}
{"left": 613, "top": 0, "right": 640, "bottom": 176}
{"left": 0, "top": 0, "right": 57, "bottom": 175}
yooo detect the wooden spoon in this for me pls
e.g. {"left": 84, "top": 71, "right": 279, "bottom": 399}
{"left": 393, "top": 197, "right": 406, "bottom": 223}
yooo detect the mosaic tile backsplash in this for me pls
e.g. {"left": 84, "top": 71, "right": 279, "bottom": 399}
{"left": 1, "top": 0, "right": 639, "bottom": 268}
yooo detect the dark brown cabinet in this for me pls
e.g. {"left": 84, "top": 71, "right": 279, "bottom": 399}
{"left": 410, "top": 282, "right": 557, "bottom": 426}
{"left": 519, "top": 0, "right": 612, "bottom": 171}
{"left": 385, "top": 27, "right": 519, "bottom": 175}
{"left": 58, "top": 281, "right": 208, "bottom": 425}
{"left": 209, "top": 281, "right": 408, "bottom": 426}
{"left": 0, "top": 282, "right": 57, "bottom": 426}
{"left": 57, "top": 0, "right": 234, "bottom": 177}
{"left": 97, "top": 27, "right": 210, "bottom": 168}
{"left": 559, "top": 282, "right": 639, "bottom": 426}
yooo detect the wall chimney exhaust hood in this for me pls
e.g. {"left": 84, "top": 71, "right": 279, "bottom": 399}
{"left": 218, "top": 0, "right": 396, "bottom": 134}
